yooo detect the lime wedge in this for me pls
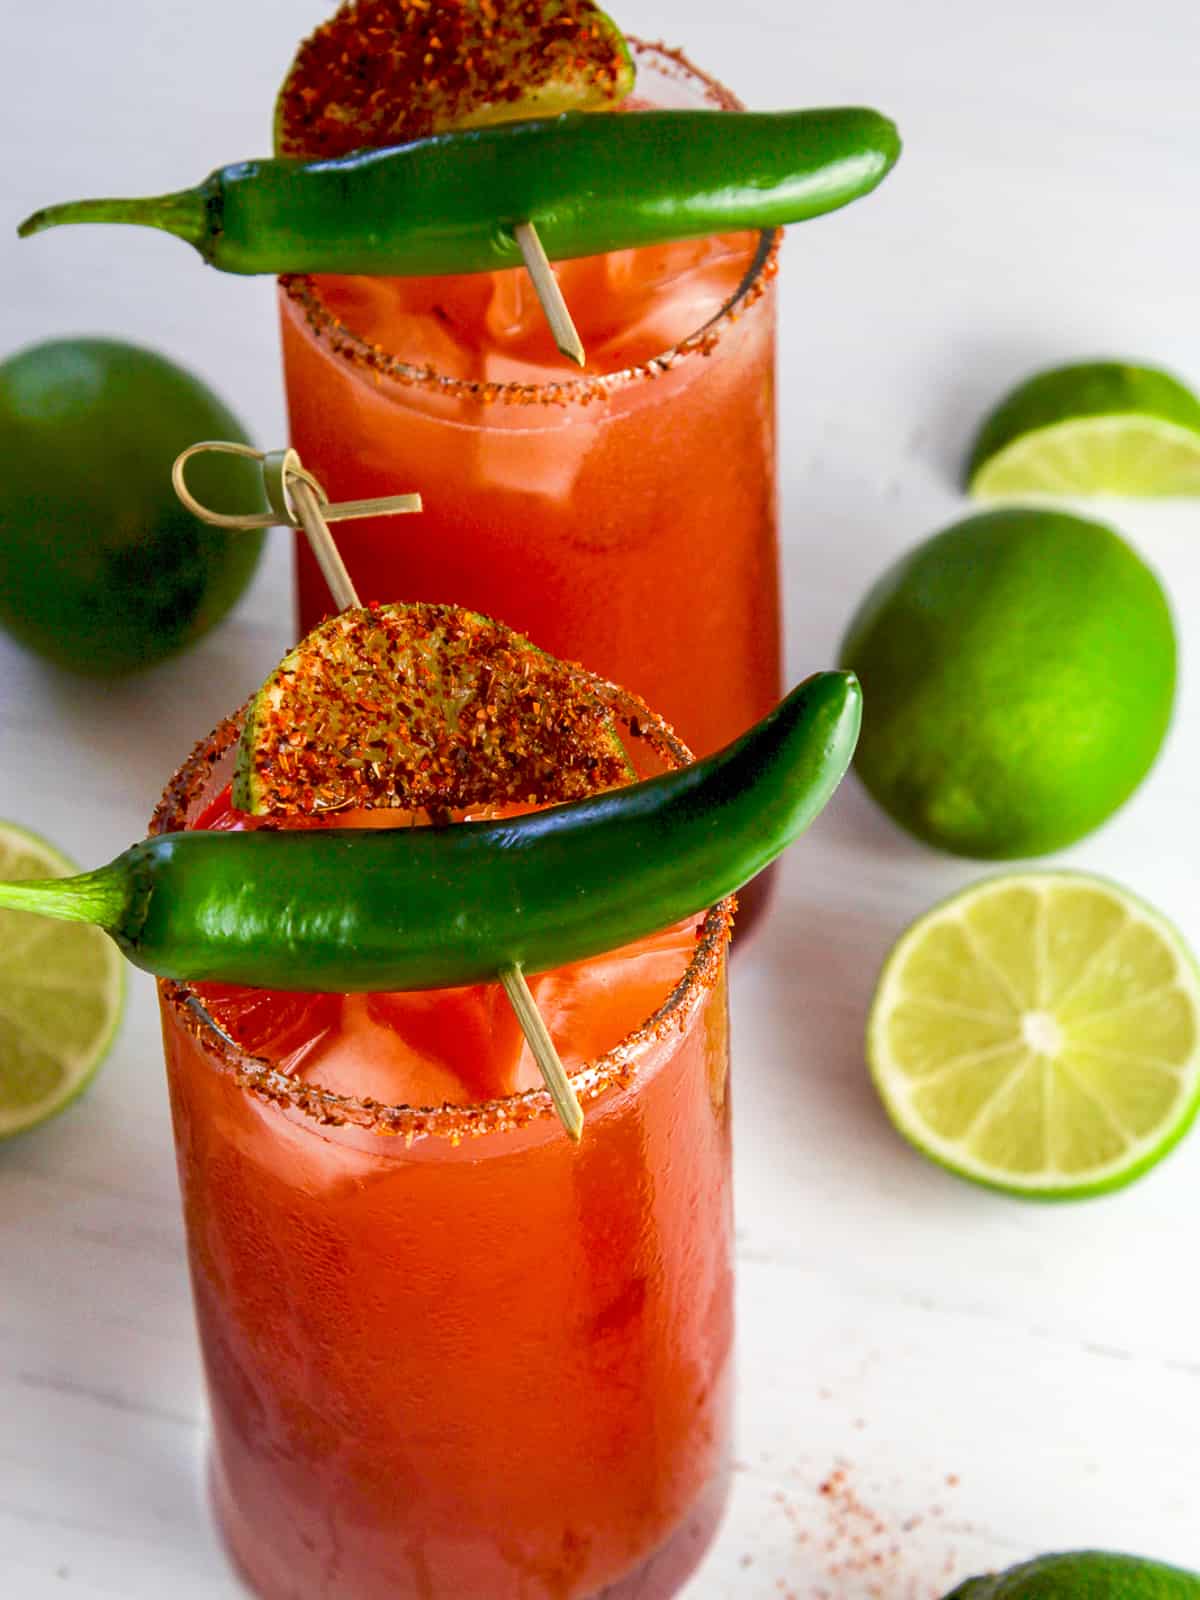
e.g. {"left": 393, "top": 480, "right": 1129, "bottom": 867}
{"left": 943, "top": 1551, "right": 1200, "bottom": 1599}
{"left": 0, "top": 821, "right": 124, "bottom": 1139}
{"left": 967, "top": 361, "right": 1200, "bottom": 498}
{"left": 867, "top": 873, "right": 1200, "bottom": 1199}
{"left": 275, "top": 0, "right": 635, "bottom": 159}
{"left": 234, "top": 602, "right": 631, "bottom": 816}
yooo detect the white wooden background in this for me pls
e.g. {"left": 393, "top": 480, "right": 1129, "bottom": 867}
{"left": 2, "top": 1, "right": 1199, "bottom": 1594}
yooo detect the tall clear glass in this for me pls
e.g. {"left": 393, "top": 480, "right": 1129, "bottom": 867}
{"left": 153, "top": 690, "right": 734, "bottom": 1600}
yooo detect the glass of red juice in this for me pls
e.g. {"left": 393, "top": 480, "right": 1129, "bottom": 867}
{"left": 280, "top": 40, "right": 782, "bottom": 773}
{"left": 153, "top": 682, "right": 735, "bottom": 1599}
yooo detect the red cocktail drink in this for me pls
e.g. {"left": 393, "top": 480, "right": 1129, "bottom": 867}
{"left": 282, "top": 42, "right": 781, "bottom": 767}
{"left": 154, "top": 691, "right": 734, "bottom": 1599}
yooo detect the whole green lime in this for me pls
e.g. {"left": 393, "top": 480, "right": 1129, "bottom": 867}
{"left": 944, "top": 1550, "right": 1200, "bottom": 1599}
{"left": 840, "top": 508, "right": 1176, "bottom": 859}
{"left": 0, "top": 338, "right": 265, "bottom": 675}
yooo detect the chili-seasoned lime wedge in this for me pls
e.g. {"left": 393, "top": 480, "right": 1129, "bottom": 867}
{"left": 0, "top": 821, "right": 124, "bottom": 1139}
{"left": 233, "top": 602, "right": 632, "bottom": 815}
{"left": 275, "top": 0, "right": 635, "bottom": 159}
{"left": 868, "top": 873, "right": 1200, "bottom": 1199}
{"left": 943, "top": 1551, "right": 1200, "bottom": 1599}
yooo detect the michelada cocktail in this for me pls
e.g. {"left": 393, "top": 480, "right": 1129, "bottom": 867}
{"left": 18, "top": 0, "right": 898, "bottom": 916}
{"left": 0, "top": 577, "right": 860, "bottom": 1597}
{"left": 18, "top": 0, "right": 899, "bottom": 764}
{"left": 281, "top": 35, "right": 781, "bottom": 765}
{"left": 155, "top": 691, "right": 734, "bottom": 1598}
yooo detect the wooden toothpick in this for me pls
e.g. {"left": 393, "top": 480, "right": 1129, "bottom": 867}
{"left": 286, "top": 471, "right": 359, "bottom": 613}
{"left": 514, "top": 221, "right": 586, "bottom": 368}
{"left": 500, "top": 965, "right": 584, "bottom": 1142}
{"left": 172, "top": 439, "right": 584, "bottom": 1141}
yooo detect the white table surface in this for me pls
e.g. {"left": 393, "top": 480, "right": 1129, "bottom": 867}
{"left": 3, "top": 2, "right": 1200, "bottom": 1594}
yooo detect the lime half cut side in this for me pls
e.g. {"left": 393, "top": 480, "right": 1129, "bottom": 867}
{"left": 0, "top": 821, "right": 124, "bottom": 1138}
{"left": 967, "top": 361, "right": 1200, "bottom": 498}
{"left": 868, "top": 874, "right": 1200, "bottom": 1199}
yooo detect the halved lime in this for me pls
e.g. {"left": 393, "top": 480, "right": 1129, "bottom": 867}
{"left": 944, "top": 1551, "right": 1200, "bottom": 1599}
{"left": 275, "top": 0, "right": 635, "bottom": 159}
{"left": 0, "top": 821, "right": 124, "bottom": 1138}
{"left": 868, "top": 874, "right": 1200, "bottom": 1199}
{"left": 234, "top": 601, "right": 631, "bottom": 816}
{"left": 966, "top": 361, "right": 1200, "bottom": 498}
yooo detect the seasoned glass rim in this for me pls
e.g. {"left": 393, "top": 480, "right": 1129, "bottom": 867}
{"left": 278, "top": 39, "right": 781, "bottom": 410}
{"left": 152, "top": 669, "right": 733, "bottom": 1143}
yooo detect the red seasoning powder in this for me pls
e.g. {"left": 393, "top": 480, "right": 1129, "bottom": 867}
{"left": 240, "top": 602, "right": 637, "bottom": 815}
{"left": 746, "top": 1460, "right": 971, "bottom": 1599}
{"left": 277, "top": 0, "right": 632, "bottom": 158}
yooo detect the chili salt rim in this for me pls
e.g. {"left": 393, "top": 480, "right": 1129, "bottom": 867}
{"left": 278, "top": 39, "right": 781, "bottom": 410}
{"left": 152, "top": 671, "right": 733, "bottom": 1143}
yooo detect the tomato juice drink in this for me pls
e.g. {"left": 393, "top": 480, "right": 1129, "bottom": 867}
{"left": 153, "top": 692, "right": 735, "bottom": 1599}
{"left": 281, "top": 41, "right": 781, "bottom": 767}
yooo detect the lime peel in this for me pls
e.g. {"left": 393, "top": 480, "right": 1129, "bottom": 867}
{"left": 839, "top": 507, "right": 1177, "bottom": 860}
{"left": 0, "top": 339, "right": 264, "bottom": 677}
{"left": 942, "top": 1550, "right": 1200, "bottom": 1599}
{"left": 868, "top": 873, "right": 1200, "bottom": 1199}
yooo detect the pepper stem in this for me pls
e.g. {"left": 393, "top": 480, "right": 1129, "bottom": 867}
{"left": 17, "top": 187, "right": 210, "bottom": 256}
{"left": 499, "top": 965, "right": 585, "bottom": 1142}
{"left": 0, "top": 869, "right": 123, "bottom": 932}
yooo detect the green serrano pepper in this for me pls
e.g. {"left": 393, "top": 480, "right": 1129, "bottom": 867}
{"left": 0, "top": 672, "right": 859, "bottom": 991}
{"left": 17, "top": 110, "right": 900, "bottom": 276}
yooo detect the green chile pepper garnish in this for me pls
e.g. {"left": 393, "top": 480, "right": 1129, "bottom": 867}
{"left": 0, "top": 672, "right": 860, "bottom": 991}
{"left": 18, "top": 110, "right": 900, "bottom": 277}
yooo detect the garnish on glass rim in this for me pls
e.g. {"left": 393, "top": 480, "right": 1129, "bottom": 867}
{"left": 273, "top": 0, "right": 636, "bottom": 160}
{"left": 15, "top": 3, "right": 902, "bottom": 363}
{"left": 0, "top": 676, "right": 861, "bottom": 989}
{"left": 0, "top": 440, "right": 862, "bottom": 1138}
{"left": 275, "top": 0, "right": 636, "bottom": 365}
{"left": 0, "top": 443, "right": 861, "bottom": 1138}
{"left": 178, "top": 439, "right": 592, "bottom": 1137}
{"left": 233, "top": 604, "right": 632, "bottom": 817}
{"left": 17, "top": 111, "right": 901, "bottom": 279}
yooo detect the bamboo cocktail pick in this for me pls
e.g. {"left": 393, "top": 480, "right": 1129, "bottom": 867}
{"left": 173, "top": 441, "right": 587, "bottom": 1141}
{"left": 513, "top": 222, "right": 587, "bottom": 368}
{"left": 171, "top": 441, "right": 421, "bottom": 608}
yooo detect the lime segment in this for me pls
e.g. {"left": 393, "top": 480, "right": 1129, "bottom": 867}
{"left": 868, "top": 874, "right": 1200, "bottom": 1198}
{"left": 967, "top": 361, "right": 1200, "bottom": 498}
{"left": 0, "top": 822, "right": 124, "bottom": 1138}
